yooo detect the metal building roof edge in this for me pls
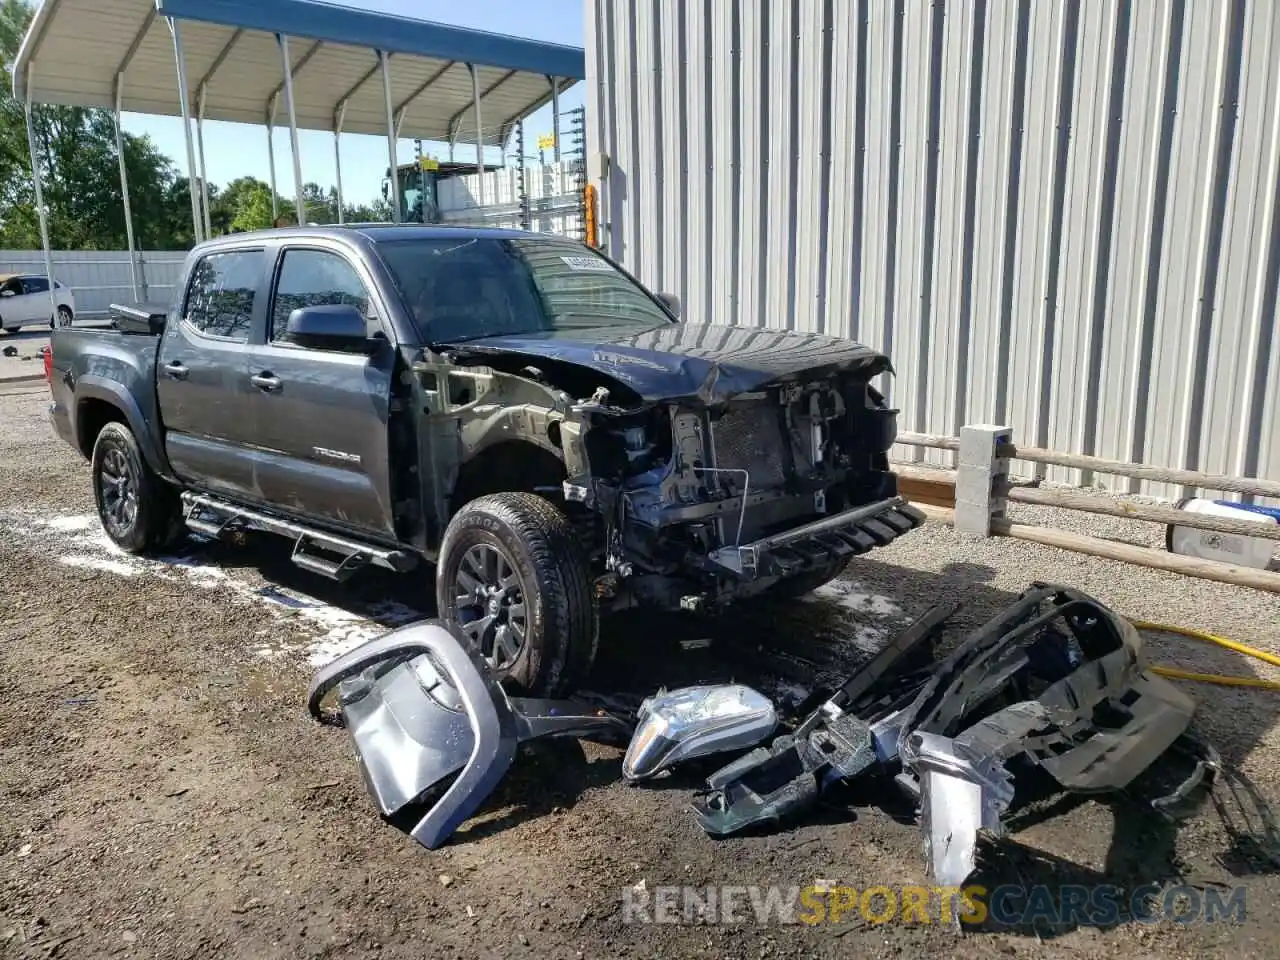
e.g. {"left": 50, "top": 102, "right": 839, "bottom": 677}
{"left": 11, "top": 0, "right": 63, "bottom": 103}
{"left": 156, "top": 0, "right": 585, "bottom": 79}
{"left": 13, "top": 0, "right": 584, "bottom": 104}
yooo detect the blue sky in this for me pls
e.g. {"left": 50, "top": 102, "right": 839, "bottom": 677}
{"left": 123, "top": 0, "right": 584, "bottom": 205}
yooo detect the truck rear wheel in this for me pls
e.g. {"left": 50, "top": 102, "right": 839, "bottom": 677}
{"left": 90, "top": 422, "right": 183, "bottom": 554}
{"left": 436, "top": 492, "right": 597, "bottom": 696}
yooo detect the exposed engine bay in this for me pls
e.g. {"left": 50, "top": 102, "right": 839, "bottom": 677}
{"left": 432, "top": 326, "right": 924, "bottom": 616}
{"left": 575, "top": 376, "right": 921, "bottom": 608}
{"left": 549, "top": 373, "right": 918, "bottom": 609}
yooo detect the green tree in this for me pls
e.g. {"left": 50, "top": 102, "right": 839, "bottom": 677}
{"left": 226, "top": 179, "right": 296, "bottom": 232}
{"left": 0, "top": 0, "right": 196, "bottom": 250}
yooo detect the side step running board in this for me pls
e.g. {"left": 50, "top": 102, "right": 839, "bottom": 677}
{"left": 180, "top": 492, "right": 417, "bottom": 581}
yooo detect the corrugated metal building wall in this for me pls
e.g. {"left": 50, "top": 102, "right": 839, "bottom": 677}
{"left": 585, "top": 0, "right": 1280, "bottom": 496}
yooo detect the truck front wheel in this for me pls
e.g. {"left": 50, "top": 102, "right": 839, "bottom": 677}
{"left": 90, "top": 422, "right": 183, "bottom": 554}
{"left": 436, "top": 492, "right": 598, "bottom": 696}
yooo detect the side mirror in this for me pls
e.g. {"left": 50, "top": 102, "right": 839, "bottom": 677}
{"left": 286, "top": 304, "right": 373, "bottom": 352}
{"left": 656, "top": 292, "right": 681, "bottom": 318}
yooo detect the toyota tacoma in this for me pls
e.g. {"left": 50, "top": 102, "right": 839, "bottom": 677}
{"left": 47, "top": 225, "right": 923, "bottom": 694}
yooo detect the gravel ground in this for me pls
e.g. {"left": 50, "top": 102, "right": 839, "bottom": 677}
{"left": 1, "top": 381, "right": 1279, "bottom": 959}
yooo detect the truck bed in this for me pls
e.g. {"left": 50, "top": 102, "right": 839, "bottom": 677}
{"left": 48, "top": 321, "right": 163, "bottom": 461}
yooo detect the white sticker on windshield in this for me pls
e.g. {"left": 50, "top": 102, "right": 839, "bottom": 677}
{"left": 560, "top": 255, "right": 613, "bottom": 272}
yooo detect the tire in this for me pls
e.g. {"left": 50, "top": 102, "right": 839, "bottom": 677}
{"left": 90, "top": 422, "right": 184, "bottom": 554}
{"left": 436, "top": 492, "right": 597, "bottom": 696}
{"left": 766, "top": 558, "right": 849, "bottom": 601}
{"left": 52, "top": 305, "right": 73, "bottom": 329}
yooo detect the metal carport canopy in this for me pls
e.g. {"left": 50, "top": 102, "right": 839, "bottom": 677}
{"left": 14, "top": 0, "right": 583, "bottom": 144}
{"left": 11, "top": 0, "right": 583, "bottom": 302}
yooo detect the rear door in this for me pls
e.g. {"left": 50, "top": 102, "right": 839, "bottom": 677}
{"left": 156, "top": 247, "right": 265, "bottom": 500}
{"left": 242, "top": 243, "right": 398, "bottom": 540}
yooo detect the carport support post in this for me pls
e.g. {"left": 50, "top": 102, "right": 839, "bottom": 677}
{"left": 469, "top": 63, "right": 485, "bottom": 206}
{"left": 113, "top": 76, "right": 141, "bottom": 301}
{"left": 266, "top": 96, "right": 280, "bottom": 221}
{"left": 166, "top": 17, "right": 204, "bottom": 245}
{"left": 22, "top": 71, "right": 57, "bottom": 322}
{"left": 380, "top": 50, "right": 400, "bottom": 223}
{"left": 334, "top": 102, "right": 347, "bottom": 225}
{"left": 955, "top": 425, "right": 1013, "bottom": 537}
{"left": 196, "top": 85, "right": 212, "bottom": 239}
{"left": 548, "top": 76, "right": 561, "bottom": 162}
{"left": 277, "top": 34, "right": 307, "bottom": 226}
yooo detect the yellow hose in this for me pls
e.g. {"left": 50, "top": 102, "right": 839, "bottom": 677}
{"left": 1131, "top": 620, "right": 1280, "bottom": 691}
{"left": 1150, "top": 666, "right": 1280, "bottom": 691}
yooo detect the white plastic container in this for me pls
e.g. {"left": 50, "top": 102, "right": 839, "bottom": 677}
{"left": 1167, "top": 498, "right": 1279, "bottom": 570}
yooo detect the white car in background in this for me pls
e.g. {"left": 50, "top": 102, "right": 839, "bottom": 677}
{"left": 0, "top": 273, "right": 76, "bottom": 331}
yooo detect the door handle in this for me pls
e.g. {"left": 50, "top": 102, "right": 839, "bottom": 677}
{"left": 250, "top": 371, "right": 282, "bottom": 393}
{"left": 163, "top": 360, "right": 189, "bottom": 380}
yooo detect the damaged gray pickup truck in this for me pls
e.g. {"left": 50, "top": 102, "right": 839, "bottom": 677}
{"left": 48, "top": 225, "right": 922, "bottom": 693}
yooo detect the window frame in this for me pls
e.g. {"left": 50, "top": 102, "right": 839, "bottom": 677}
{"left": 22, "top": 276, "right": 49, "bottom": 295}
{"left": 180, "top": 247, "right": 266, "bottom": 344}
{"left": 266, "top": 244, "right": 385, "bottom": 352}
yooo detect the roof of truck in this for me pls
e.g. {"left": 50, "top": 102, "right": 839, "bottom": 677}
{"left": 211, "top": 224, "right": 574, "bottom": 245}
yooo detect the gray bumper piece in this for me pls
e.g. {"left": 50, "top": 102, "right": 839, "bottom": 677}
{"left": 307, "top": 620, "right": 631, "bottom": 850}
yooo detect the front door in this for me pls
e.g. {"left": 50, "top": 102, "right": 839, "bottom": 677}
{"left": 242, "top": 244, "right": 397, "bottom": 540}
{"left": 156, "top": 247, "right": 263, "bottom": 501}
{"left": 18, "top": 276, "right": 50, "bottom": 324}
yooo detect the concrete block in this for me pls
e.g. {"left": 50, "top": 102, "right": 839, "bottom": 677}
{"left": 954, "top": 424, "right": 1012, "bottom": 536}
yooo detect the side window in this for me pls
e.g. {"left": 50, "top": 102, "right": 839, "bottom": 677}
{"left": 183, "top": 250, "right": 260, "bottom": 341}
{"left": 270, "top": 249, "right": 373, "bottom": 344}
{"left": 23, "top": 277, "right": 48, "bottom": 294}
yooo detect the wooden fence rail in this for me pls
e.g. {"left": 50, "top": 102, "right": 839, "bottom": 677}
{"left": 896, "top": 430, "right": 1280, "bottom": 500}
{"left": 893, "top": 427, "right": 1280, "bottom": 594}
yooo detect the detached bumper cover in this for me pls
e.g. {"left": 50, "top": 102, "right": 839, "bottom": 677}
{"left": 307, "top": 620, "right": 631, "bottom": 850}
{"left": 707, "top": 496, "right": 926, "bottom": 579}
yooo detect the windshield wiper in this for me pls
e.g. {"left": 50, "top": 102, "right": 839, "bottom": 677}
{"left": 432, "top": 238, "right": 478, "bottom": 256}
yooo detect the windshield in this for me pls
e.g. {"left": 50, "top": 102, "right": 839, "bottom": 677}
{"left": 374, "top": 237, "right": 675, "bottom": 344}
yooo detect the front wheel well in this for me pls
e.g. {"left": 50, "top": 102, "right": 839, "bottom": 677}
{"left": 449, "top": 440, "right": 567, "bottom": 517}
{"left": 76, "top": 398, "right": 127, "bottom": 458}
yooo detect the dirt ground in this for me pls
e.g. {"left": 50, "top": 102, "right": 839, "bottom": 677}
{"left": 2, "top": 377, "right": 1280, "bottom": 959}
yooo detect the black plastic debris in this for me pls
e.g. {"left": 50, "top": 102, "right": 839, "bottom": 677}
{"left": 691, "top": 602, "right": 958, "bottom": 837}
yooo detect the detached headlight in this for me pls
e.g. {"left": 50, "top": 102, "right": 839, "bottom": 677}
{"left": 622, "top": 684, "right": 777, "bottom": 782}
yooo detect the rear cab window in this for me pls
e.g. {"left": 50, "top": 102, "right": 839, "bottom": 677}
{"left": 182, "top": 250, "right": 262, "bottom": 341}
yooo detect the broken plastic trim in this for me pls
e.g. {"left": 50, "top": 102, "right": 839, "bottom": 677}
{"left": 895, "top": 583, "right": 1201, "bottom": 886}
{"left": 307, "top": 621, "right": 632, "bottom": 850}
{"left": 690, "top": 603, "right": 957, "bottom": 837}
